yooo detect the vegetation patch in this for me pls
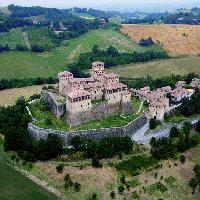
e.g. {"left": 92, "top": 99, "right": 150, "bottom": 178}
{"left": 115, "top": 154, "right": 158, "bottom": 176}
{"left": 0, "top": 28, "right": 26, "bottom": 49}
{"left": 145, "top": 181, "right": 168, "bottom": 195}
{"left": 164, "top": 176, "right": 177, "bottom": 188}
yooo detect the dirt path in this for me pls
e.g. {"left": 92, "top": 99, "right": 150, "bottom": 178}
{"left": 22, "top": 31, "right": 31, "bottom": 49}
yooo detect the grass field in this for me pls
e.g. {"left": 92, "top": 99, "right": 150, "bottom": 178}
{"left": 0, "top": 28, "right": 26, "bottom": 49}
{"left": 72, "top": 12, "right": 95, "bottom": 19}
{"left": 0, "top": 138, "right": 60, "bottom": 200}
{"left": 27, "top": 27, "right": 57, "bottom": 50}
{"left": 0, "top": 29, "right": 163, "bottom": 80}
{"left": 29, "top": 97, "right": 142, "bottom": 131}
{"left": 108, "top": 56, "right": 200, "bottom": 78}
{"left": 121, "top": 24, "right": 200, "bottom": 55}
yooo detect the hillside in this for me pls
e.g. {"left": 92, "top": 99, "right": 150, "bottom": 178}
{"left": 121, "top": 24, "right": 200, "bottom": 55}
{"left": 0, "top": 29, "right": 162, "bottom": 80}
{"left": 108, "top": 56, "right": 200, "bottom": 78}
{"left": 0, "top": 138, "right": 60, "bottom": 200}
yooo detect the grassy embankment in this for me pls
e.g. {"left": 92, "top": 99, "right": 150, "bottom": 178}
{"left": 29, "top": 97, "right": 145, "bottom": 131}
{"left": 0, "top": 137, "right": 60, "bottom": 200}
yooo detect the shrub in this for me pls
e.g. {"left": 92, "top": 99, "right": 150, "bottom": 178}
{"left": 56, "top": 163, "right": 64, "bottom": 173}
{"left": 120, "top": 174, "right": 126, "bottom": 184}
{"left": 16, "top": 44, "right": 29, "bottom": 51}
{"left": 116, "top": 154, "right": 157, "bottom": 176}
{"left": 110, "top": 191, "right": 115, "bottom": 199}
{"left": 170, "top": 126, "right": 179, "bottom": 138}
{"left": 64, "top": 174, "right": 73, "bottom": 189}
{"left": 31, "top": 45, "right": 45, "bottom": 52}
{"left": 91, "top": 193, "right": 97, "bottom": 200}
{"left": 74, "top": 182, "right": 81, "bottom": 192}
{"left": 149, "top": 118, "right": 161, "bottom": 130}
{"left": 92, "top": 157, "right": 103, "bottom": 168}
{"left": 131, "top": 191, "right": 139, "bottom": 199}
{"left": 118, "top": 184, "right": 125, "bottom": 193}
{"left": 195, "top": 120, "right": 200, "bottom": 133}
{"left": 180, "top": 155, "right": 186, "bottom": 164}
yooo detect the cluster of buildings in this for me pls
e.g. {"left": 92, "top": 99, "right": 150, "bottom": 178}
{"left": 51, "top": 62, "right": 133, "bottom": 126}
{"left": 131, "top": 80, "right": 197, "bottom": 121}
{"left": 45, "top": 62, "right": 200, "bottom": 126}
{"left": 59, "top": 61, "right": 131, "bottom": 115}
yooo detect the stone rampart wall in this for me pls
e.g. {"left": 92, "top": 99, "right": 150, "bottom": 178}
{"left": 28, "top": 115, "right": 147, "bottom": 146}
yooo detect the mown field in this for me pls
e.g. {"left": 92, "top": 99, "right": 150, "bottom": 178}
{"left": 0, "top": 28, "right": 162, "bottom": 80}
{"left": 108, "top": 56, "right": 200, "bottom": 78}
{"left": 121, "top": 24, "right": 200, "bottom": 55}
{"left": 0, "top": 138, "right": 60, "bottom": 200}
{"left": 0, "top": 85, "right": 44, "bottom": 106}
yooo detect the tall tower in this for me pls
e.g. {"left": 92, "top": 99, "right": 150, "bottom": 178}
{"left": 90, "top": 61, "right": 105, "bottom": 77}
{"left": 58, "top": 71, "right": 73, "bottom": 95}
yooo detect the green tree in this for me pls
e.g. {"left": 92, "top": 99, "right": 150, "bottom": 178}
{"left": 170, "top": 126, "right": 179, "bottom": 138}
{"left": 107, "top": 46, "right": 119, "bottom": 56}
{"left": 195, "top": 120, "right": 200, "bottom": 133}
{"left": 189, "top": 177, "right": 198, "bottom": 194}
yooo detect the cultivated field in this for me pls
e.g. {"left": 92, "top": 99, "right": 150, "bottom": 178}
{"left": 0, "top": 28, "right": 26, "bottom": 49}
{"left": 0, "top": 29, "right": 162, "bottom": 80}
{"left": 108, "top": 56, "right": 200, "bottom": 78}
{"left": 121, "top": 24, "right": 200, "bottom": 55}
{"left": 0, "top": 85, "right": 43, "bottom": 106}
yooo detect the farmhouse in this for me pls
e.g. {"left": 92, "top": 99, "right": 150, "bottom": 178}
{"left": 43, "top": 62, "right": 133, "bottom": 127}
{"left": 191, "top": 78, "right": 200, "bottom": 89}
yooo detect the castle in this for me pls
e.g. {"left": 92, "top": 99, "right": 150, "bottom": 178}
{"left": 41, "top": 61, "right": 134, "bottom": 127}
{"left": 58, "top": 61, "right": 131, "bottom": 114}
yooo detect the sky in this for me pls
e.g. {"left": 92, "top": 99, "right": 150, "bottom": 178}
{"left": 1, "top": 0, "right": 200, "bottom": 11}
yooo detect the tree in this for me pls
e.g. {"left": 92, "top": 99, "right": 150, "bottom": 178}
{"left": 180, "top": 155, "right": 186, "bottom": 164}
{"left": 149, "top": 118, "right": 160, "bottom": 130}
{"left": 195, "top": 120, "right": 200, "bottom": 133}
{"left": 74, "top": 182, "right": 81, "bottom": 192}
{"left": 92, "top": 45, "right": 99, "bottom": 54}
{"left": 107, "top": 46, "right": 119, "bottom": 56}
{"left": 194, "top": 164, "right": 200, "bottom": 180}
{"left": 56, "top": 163, "right": 64, "bottom": 173}
{"left": 71, "top": 136, "right": 84, "bottom": 150}
{"left": 189, "top": 177, "right": 198, "bottom": 194}
{"left": 170, "top": 126, "right": 179, "bottom": 138}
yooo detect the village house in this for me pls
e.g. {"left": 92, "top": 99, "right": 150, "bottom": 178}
{"left": 190, "top": 78, "right": 200, "bottom": 89}
{"left": 131, "top": 80, "right": 195, "bottom": 121}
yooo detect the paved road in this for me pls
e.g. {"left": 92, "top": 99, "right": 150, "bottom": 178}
{"left": 132, "top": 117, "right": 200, "bottom": 144}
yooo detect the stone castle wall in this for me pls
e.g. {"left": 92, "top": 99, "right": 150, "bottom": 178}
{"left": 42, "top": 90, "right": 134, "bottom": 127}
{"left": 41, "top": 91, "right": 65, "bottom": 118}
{"left": 28, "top": 114, "right": 147, "bottom": 146}
{"left": 67, "top": 101, "right": 134, "bottom": 127}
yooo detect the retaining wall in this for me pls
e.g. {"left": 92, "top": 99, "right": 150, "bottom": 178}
{"left": 28, "top": 114, "right": 147, "bottom": 146}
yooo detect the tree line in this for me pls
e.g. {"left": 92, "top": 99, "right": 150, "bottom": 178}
{"left": 68, "top": 45, "right": 168, "bottom": 75}
{"left": 0, "top": 77, "right": 58, "bottom": 90}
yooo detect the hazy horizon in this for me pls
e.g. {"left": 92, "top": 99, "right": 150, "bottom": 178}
{"left": 1, "top": 0, "right": 200, "bottom": 12}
